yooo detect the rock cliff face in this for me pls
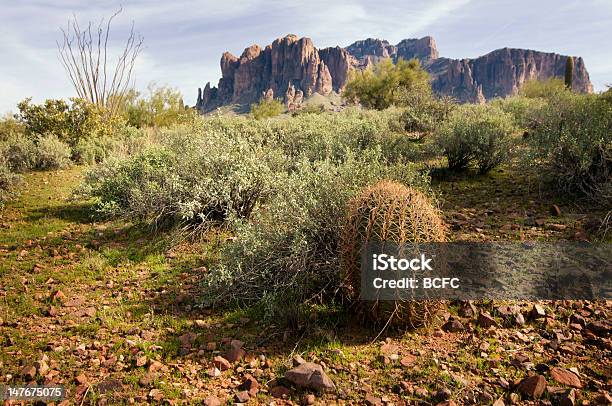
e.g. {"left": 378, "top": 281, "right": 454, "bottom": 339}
{"left": 196, "top": 34, "right": 592, "bottom": 111}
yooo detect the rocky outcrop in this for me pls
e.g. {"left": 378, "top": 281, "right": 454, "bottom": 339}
{"left": 196, "top": 34, "right": 592, "bottom": 111}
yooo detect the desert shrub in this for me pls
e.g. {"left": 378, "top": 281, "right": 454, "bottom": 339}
{"left": 35, "top": 134, "right": 72, "bottom": 170}
{"left": 0, "top": 114, "right": 26, "bottom": 142}
{"left": 435, "top": 104, "right": 517, "bottom": 173}
{"left": 340, "top": 180, "right": 446, "bottom": 328}
{"left": 250, "top": 99, "right": 284, "bottom": 120}
{"left": 73, "top": 125, "right": 150, "bottom": 164}
{"left": 528, "top": 91, "right": 611, "bottom": 204}
{"left": 401, "top": 96, "right": 456, "bottom": 135}
{"left": 519, "top": 78, "right": 567, "bottom": 99}
{"left": 490, "top": 96, "right": 547, "bottom": 131}
{"left": 81, "top": 124, "right": 284, "bottom": 225}
{"left": 343, "top": 58, "right": 431, "bottom": 110}
{"left": 292, "top": 103, "right": 325, "bottom": 116}
{"left": 122, "top": 84, "right": 196, "bottom": 128}
{"left": 0, "top": 135, "right": 38, "bottom": 173}
{"left": 16, "top": 98, "right": 123, "bottom": 150}
{"left": 0, "top": 155, "right": 20, "bottom": 207}
{"left": 205, "top": 151, "right": 431, "bottom": 323}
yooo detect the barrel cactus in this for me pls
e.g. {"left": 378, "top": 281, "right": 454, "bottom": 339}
{"left": 340, "top": 180, "right": 447, "bottom": 328}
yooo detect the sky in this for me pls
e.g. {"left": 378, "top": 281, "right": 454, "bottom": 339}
{"left": 1, "top": 0, "right": 611, "bottom": 113}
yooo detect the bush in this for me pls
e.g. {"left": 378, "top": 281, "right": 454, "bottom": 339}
{"left": 401, "top": 96, "right": 456, "bottom": 135}
{"left": 122, "top": 84, "right": 196, "bottom": 128}
{"left": 528, "top": 91, "right": 611, "bottom": 204}
{"left": 250, "top": 99, "right": 284, "bottom": 120}
{"left": 343, "top": 58, "right": 431, "bottom": 110}
{"left": 435, "top": 104, "right": 517, "bottom": 173}
{"left": 0, "top": 135, "right": 38, "bottom": 173}
{"left": 519, "top": 78, "right": 567, "bottom": 99}
{"left": 340, "top": 180, "right": 446, "bottom": 327}
{"left": 0, "top": 155, "right": 20, "bottom": 207}
{"left": 16, "top": 98, "right": 122, "bottom": 150}
{"left": 35, "top": 134, "right": 72, "bottom": 170}
{"left": 490, "top": 96, "right": 547, "bottom": 131}
{"left": 81, "top": 124, "right": 284, "bottom": 225}
{"left": 205, "top": 151, "right": 431, "bottom": 323}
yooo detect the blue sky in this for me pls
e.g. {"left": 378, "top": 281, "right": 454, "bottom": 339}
{"left": 1, "top": 0, "right": 611, "bottom": 113}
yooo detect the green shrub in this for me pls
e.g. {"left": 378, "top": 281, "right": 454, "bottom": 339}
{"left": 343, "top": 58, "right": 431, "bottom": 110}
{"left": 0, "top": 154, "right": 20, "bottom": 207}
{"left": 81, "top": 124, "right": 284, "bottom": 225}
{"left": 16, "top": 98, "right": 122, "bottom": 150}
{"left": 35, "top": 134, "right": 72, "bottom": 170}
{"left": 528, "top": 91, "right": 611, "bottom": 204}
{"left": 0, "top": 114, "right": 26, "bottom": 142}
{"left": 205, "top": 150, "right": 431, "bottom": 323}
{"left": 401, "top": 96, "right": 456, "bottom": 135}
{"left": 519, "top": 78, "right": 567, "bottom": 99}
{"left": 490, "top": 96, "right": 547, "bottom": 131}
{"left": 0, "top": 135, "right": 38, "bottom": 172}
{"left": 435, "top": 104, "right": 517, "bottom": 173}
{"left": 122, "top": 84, "right": 196, "bottom": 128}
{"left": 250, "top": 99, "right": 284, "bottom": 120}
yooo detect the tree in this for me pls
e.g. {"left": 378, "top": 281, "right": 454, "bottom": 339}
{"left": 519, "top": 78, "right": 567, "bottom": 99}
{"left": 250, "top": 99, "right": 284, "bottom": 120}
{"left": 57, "top": 8, "right": 143, "bottom": 117}
{"left": 565, "top": 56, "right": 574, "bottom": 90}
{"left": 343, "top": 58, "right": 431, "bottom": 110}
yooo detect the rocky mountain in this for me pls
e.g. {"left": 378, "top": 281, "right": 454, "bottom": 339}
{"left": 196, "top": 34, "right": 592, "bottom": 111}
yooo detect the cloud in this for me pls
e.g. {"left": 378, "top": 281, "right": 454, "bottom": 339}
{"left": 0, "top": 0, "right": 610, "bottom": 112}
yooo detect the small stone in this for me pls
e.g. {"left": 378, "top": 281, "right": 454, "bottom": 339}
{"left": 75, "top": 373, "right": 89, "bottom": 384}
{"left": 380, "top": 343, "right": 399, "bottom": 355}
{"left": 270, "top": 385, "right": 291, "bottom": 398}
{"left": 213, "top": 356, "right": 232, "bottom": 371}
{"left": 206, "top": 342, "right": 216, "bottom": 351}
{"left": 365, "top": 393, "right": 383, "bottom": 406}
{"left": 559, "top": 388, "right": 576, "bottom": 406}
{"left": 21, "top": 365, "right": 37, "bottom": 380}
{"left": 194, "top": 319, "right": 207, "bottom": 328}
{"left": 478, "top": 312, "right": 500, "bottom": 328}
{"left": 238, "top": 374, "right": 259, "bottom": 396}
{"left": 493, "top": 398, "right": 505, "bottom": 406}
{"left": 148, "top": 388, "right": 164, "bottom": 401}
{"left": 138, "top": 372, "right": 155, "bottom": 386}
{"left": 136, "top": 356, "right": 147, "bottom": 367}
{"left": 207, "top": 367, "right": 221, "bottom": 377}
{"left": 550, "top": 367, "right": 582, "bottom": 388}
{"left": 97, "top": 378, "right": 123, "bottom": 394}
{"left": 443, "top": 319, "right": 464, "bottom": 332}
{"left": 530, "top": 304, "right": 546, "bottom": 319}
{"left": 517, "top": 375, "right": 547, "bottom": 399}
{"left": 303, "top": 393, "right": 316, "bottom": 405}
{"left": 203, "top": 396, "right": 221, "bottom": 406}
{"left": 226, "top": 346, "right": 246, "bottom": 363}
{"left": 52, "top": 290, "right": 67, "bottom": 303}
{"left": 400, "top": 354, "right": 417, "bottom": 367}
{"left": 148, "top": 360, "right": 164, "bottom": 373}
{"left": 285, "top": 362, "right": 335, "bottom": 392}
{"left": 550, "top": 205, "right": 562, "bottom": 216}
{"left": 35, "top": 360, "right": 49, "bottom": 376}
{"left": 235, "top": 390, "right": 250, "bottom": 403}
{"left": 458, "top": 301, "right": 478, "bottom": 317}
{"left": 292, "top": 354, "right": 306, "bottom": 366}
{"left": 514, "top": 313, "right": 525, "bottom": 325}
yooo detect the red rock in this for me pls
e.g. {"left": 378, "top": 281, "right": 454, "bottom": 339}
{"left": 269, "top": 385, "right": 291, "bottom": 398}
{"left": 550, "top": 367, "right": 582, "bottom": 388}
{"left": 203, "top": 395, "right": 221, "bottom": 406}
{"left": 400, "top": 354, "right": 417, "bottom": 367}
{"left": 147, "top": 360, "right": 164, "bottom": 373}
{"left": 225, "top": 346, "right": 246, "bottom": 363}
{"left": 213, "top": 356, "right": 232, "bottom": 371}
{"left": 492, "top": 398, "right": 505, "bottom": 406}
{"left": 436, "top": 401, "right": 457, "bottom": 406}
{"left": 517, "top": 375, "right": 547, "bottom": 399}
{"left": 477, "top": 312, "right": 500, "bottom": 328}
{"left": 303, "top": 393, "right": 316, "bottom": 405}
{"left": 365, "top": 393, "right": 383, "bottom": 406}
{"left": 21, "top": 364, "right": 37, "bottom": 379}
{"left": 238, "top": 374, "right": 259, "bottom": 396}
{"left": 285, "top": 362, "right": 335, "bottom": 392}
{"left": 75, "top": 373, "right": 88, "bottom": 384}
{"left": 234, "top": 391, "right": 250, "bottom": 403}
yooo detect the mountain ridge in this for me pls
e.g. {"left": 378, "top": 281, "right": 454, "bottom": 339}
{"left": 196, "top": 34, "right": 592, "bottom": 111}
